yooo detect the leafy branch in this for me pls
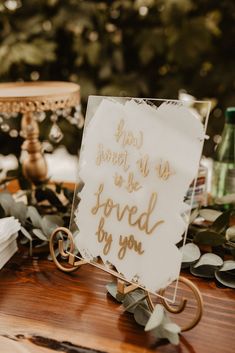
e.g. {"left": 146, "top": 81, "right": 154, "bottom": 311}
{"left": 182, "top": 208, "right": 235, "bottom": 288}
{"left": 0, "top": 178, "right": 73, "bottom": 255}
{"left": 106, "top": 282, "right": 181, "bottom": 345}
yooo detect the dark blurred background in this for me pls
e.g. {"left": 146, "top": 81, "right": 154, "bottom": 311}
{"left": 0, "top": 0, "right": 235, "bottom": 158}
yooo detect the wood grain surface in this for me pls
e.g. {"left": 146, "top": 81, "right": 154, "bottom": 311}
{"left": 0, "top": 249, "right": 235, "bottom": 353}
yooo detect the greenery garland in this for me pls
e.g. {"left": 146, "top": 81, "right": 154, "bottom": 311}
{"left": 0, "top": 168, "right": 235, "bottom": 284}
{"left": 0, "top": 169, "right": 235, "bottom": 344}
{"left": 0, "top": 167, "right": 73, "bottom": 256}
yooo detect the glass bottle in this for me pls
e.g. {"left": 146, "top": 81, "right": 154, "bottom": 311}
{"left": 211, "top": 107, "right": 235, "bottom": 200}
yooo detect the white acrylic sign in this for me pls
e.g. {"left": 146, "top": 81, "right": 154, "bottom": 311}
{"left": 69, "top": 96, "right": 210, "bottom": 302}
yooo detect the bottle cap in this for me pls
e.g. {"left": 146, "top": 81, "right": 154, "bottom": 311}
{"left": 225, "top": 107, "right": 235, "bottom": 124}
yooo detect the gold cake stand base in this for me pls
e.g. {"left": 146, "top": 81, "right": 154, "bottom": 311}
{"left": 0, "top": 81, "right": 80, "bottom": 183}
{"left": 50, "top": 227, "right": 203, "bottom": 333}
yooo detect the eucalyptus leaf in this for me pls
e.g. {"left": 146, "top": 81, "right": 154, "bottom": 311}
{"left": 48, "top": 248, "right": 60, "bottom": 261}
{"left": 231, "top": 249, "right": 235, "bottom": 259}
{"left": 163, "top": 330, "right": 180, "bottom": 345}
{"left": 0, "top": 204, "right": 5, "bottom": 218}
{"left": 123, "top": 289, "right": 146, "bottom": 313}
{"left": 116, "top": 292, "right": 125, "bottom": 303}
{"left": 134, "top": 303, "right": 151, "bottom": 326}
{"left": 106, "top": 282, "right": 118, "bottom": 300}
{"left": 20, "top": 237, "right": 29, "bottom": 245}
{"left": 194, "top": 229, "right": 225, "bottom": 246}
{"left": 189, "top": 208, "right": 199, "bottom": 223}
{"left": 215, "top": 261, "right": 235, "bottom": 288}
{"left": 41, "top": 215, "right": 63, "bottom": 237}
{"left": 164, "top": 322, "right": 181, "bottom": 334}
{"left": 21, "top": 226, "right": 32, "bottom": 241}
{"left": 194, "top": 253, "right": 223, "bottom": 268}
{"left": 211, "top": 210, "right": 231, "bottom": 233}
{"left": 27, "top": 206, "right": 42, "bottom": 228}
{"left": 151, "top": 314, "right": 180, "bottom": 345}
{"left": 105, "top": 281, "right": 180, "bottom": 345}
{"left": 145, "top": 304, "right": 164, "bottom": 331}
{"left": 187, "top": 224, "right": 202, "bottom": 239}
{"left": 35, "top": 241, "right": 48, "bottom": 248}
{"left": 32, "top": 228, "right": 48, "bottom": 241}
{"left": 190, "top": 253, "right": 223, "bottom": 278}
{"left": 10, "top": 201, "right": 27, "bottom": 224}
{"left": 190, "top": 264, "right": 216, "bottom": 278}
{"left": 226, "top": 226, "right": 235, "bottom": 242}
{"left": 105, "top": 282, "right": 124, "bottom": 303}
{"left": 217, "top": 260, "right": 235, "bottom": 275}
{"left": 0, "top": 192, "right": 14, "bottom": 215}
{"left": 180, "top": 243, "right": 200, "bottom": 264}
{"left": 199, "top": 209, "right": 222, "bottom": 222}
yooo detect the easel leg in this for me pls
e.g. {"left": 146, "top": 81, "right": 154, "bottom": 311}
{"left": 158, "top": 276, "right": 203, "bottom": 332}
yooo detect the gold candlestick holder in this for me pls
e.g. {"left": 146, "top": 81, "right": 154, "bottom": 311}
{"left": 0, "top": 81, "right": 80, "bottom": 183}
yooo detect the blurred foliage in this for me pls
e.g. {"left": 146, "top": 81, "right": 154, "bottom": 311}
{"left": 0, "top": 0, "right": 235, "bottom": 156}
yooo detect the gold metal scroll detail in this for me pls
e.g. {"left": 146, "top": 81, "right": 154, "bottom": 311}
{"left": 146, "top": 276, "right": 203, "bottom": 332}
{"left": 49, "top": 227, "right": 86, "bottom": 272}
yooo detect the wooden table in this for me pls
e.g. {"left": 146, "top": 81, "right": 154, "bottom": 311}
{"left": 0, "top": 248, "right": 234, "bottom": 353}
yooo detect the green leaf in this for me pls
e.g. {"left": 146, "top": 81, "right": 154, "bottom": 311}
{"left": 164, "top": 330, "right": 180, "bottom": 345}
{"left": 123, "top": 289, "right": 146, "bottom": 313}
{"left": 0, "top": 192, "right": 14, "bottom": 215}
{"left": 199, "top": 209, "right": 222, "bottom": 222}
{"left": 194, "top": 229, "right": 225, "bottom": 246}
{"left": 231, "top": 249, "right": 235, "bottom": 259}
{"left": 145, "top": 304, "right": 164, "bottom": 331}
{"left": 190, "top": 264, "right": 216, "bottom": 278}
{"left": 116, "top": 292, "right": 125, "bottom": 302}
{"left": 106, "top": 282, "right": 118, "bottom": 300}
{"left": 215, "top": 261, "right": 235, "bottom": 288}
{"left": 211, "top": 210, "right": 231, "bottom": 233}
{"left": 133, "top": 303, "right": 151, "bottom": 327}
{"left": 10, "top": 201, "right": 27, "bottom": 224}
{"left": 189, "top": 208, "right": 199, "bottom": 223}
{"left": 217, "top": 260, "right": 235, "bottom": 275}
{"left": 106, "top": 282, "right": 125, "bottom": 303}
{"left": 48, "top": 248, "right": 60, "bottom": 261}
{"left": 27, "top": 206, "right": 42, "bottom": 229}
{"left": 164, "top": 322, "right": 181, "bottom": 334}
{"left": 190, "top": 253, "right": 223, "bottom": 278}
{"left": 0, "top": 204, "right": 5, "bottom": 218}
{"left": 180, "top": 243, "right": 200, "bottom": 264}
{"left": 32, "top": 228, "right": 48, "bottom": 241}
{"left": 21, "top": 226, "right": 33, "bottom": 241}
{"left": 187, "top": 224, "right": 202, "bottom": 239}
{"left": 226, "top": 226, "right": 235, "bottom": 242}
{"left": 41, "top": 215, "right": 63, "bottom": 237}
{"left": 194, "top": 253, "right": 223, "bottom": 268}
{"left": 151, "top": 311, "right": 180, "bottom": 345}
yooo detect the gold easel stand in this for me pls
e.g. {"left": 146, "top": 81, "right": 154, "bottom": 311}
{"left": 50, "top": 227, "right": 203, "bottom": 332}
{"left": 0, "top": 81, "right": 80, "bottom": 183}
